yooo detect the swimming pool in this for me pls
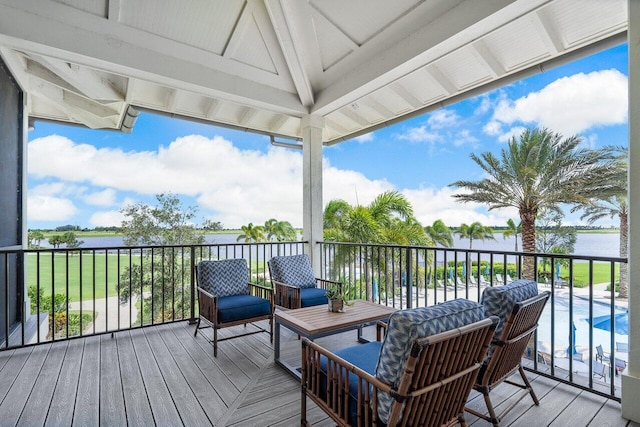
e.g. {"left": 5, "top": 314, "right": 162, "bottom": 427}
{"left": 536, "top": 294, "right": 627, "bottom": 355}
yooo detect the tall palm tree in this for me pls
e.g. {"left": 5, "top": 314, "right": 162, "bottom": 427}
{"left": 264, "top": 218, "right": 297, "bottom": 241}
{"left": 424, "top": 219, "right": 454, "bottom": 247}
{"left": 450, "top": 127, "right": 622, "bottom": 278}
{"left": 581, "top": 196, "right": 628, "bottom": 298}
{"left": 503, "top": 219, "right": 522, "bottom": 251}
{"left": 457, "top": 221, "right": 494, "bottom": 249}
{"left": 236, "top": 222, "right": 266, "bottom": 243}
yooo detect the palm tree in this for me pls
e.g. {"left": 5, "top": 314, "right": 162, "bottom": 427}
{"left": 424, "top": 219, "right": 454, "bottom": 247}
{"left": 581, "top": 196, "right": 628, "bottom": 298}
{"left": 503, "top": 219, "right": 522, "bottom": 251}
{"left": 457, "top": 221, "right": 494, "bottom": 249}
{"left": 450, "top": 127, "right": 622, "bottom": 278}
{"left": 264, "top": 218, "right": 297, "bottom": 241}
{"left": 236, "top": 222, "right": 266, "bottom": 243}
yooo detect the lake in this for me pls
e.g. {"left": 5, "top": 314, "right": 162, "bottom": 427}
{"left": 43, "top": 232, "right": 622, "bottom": 258}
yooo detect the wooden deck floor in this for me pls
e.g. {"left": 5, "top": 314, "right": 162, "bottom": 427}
{"left": 0, "top": 320, "right": 635, "bottom": 427}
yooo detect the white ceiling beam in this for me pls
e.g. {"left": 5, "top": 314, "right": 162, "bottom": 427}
{"left": 0, "top": 1, "right": 306, "bottom": 116}
{"left": 531, "top": 9, "right": 564, "bottom": 55}
{"left": 361, "top": 97, "right": 395, "bottom": 118}
{"left": 470, "top": 40, "right": 505, "bottom": 78}
{"left": 391, "top": 82, "right": 423, "bottom": 109}
{"left": 325, "top": 117, "right": 349, "bottom": 135}
{"left": 238, "top": 106, "right": 257, "bottom": 126}
{"left": 29, "top": 54, "right": 124, "bottom": 100}
{"left": 165, "top": 88, "right": 179, "bottom": 112}
{"left": 108, "top": 0, "right": 121, "bottom": 22}
{"left": 339, "top": 108, "right": 369, "bottom": 127}
{"left": 247, "top": 0, "right": 294, "bottom": 80}
{"left": 0, "top": 47, "right": 29, "bottom": 90}
{"left": 268, "top": 114, "right": 289, "bottom": 132}
{"left": 311, "top": 0, "right": 543, "bottom": 115}
{"left": 30, "top": 80, "right": 118, "bottom": 128}
{"left": 223, "top": 2, "right": 251, "bottom": 59}
{"left": 425, "top": 64, "right": 458, "bottom": 95}
{"left": 205, "top": 98, "right": 222, "bottom": 119}
{"left": 264, "top": 0, "right": 314, "bottom": 108}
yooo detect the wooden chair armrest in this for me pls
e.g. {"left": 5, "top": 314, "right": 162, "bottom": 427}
{"left": 196, "top": 286, "right": 218, "bottom": 324}
{"left": 248, "top": 282, "right": 274, "bottom": 302}
{"left": 302, "top": 338, "right": 391, "bottom": 426}
{"left": 272, "top": 280, "right": 302, "bottom": 309}
{"left": 376, "top": 321, "right": 388, "bottom": 341}
{"left": 315, "top": 278, "right": 343, "bottom": 290}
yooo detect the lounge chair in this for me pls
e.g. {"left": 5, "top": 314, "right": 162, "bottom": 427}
{"left": 596, "top": 345, "right": 611, "bottom": 364}
{"left": 268, "top": 254, "right": 343, "bottom": 309}
{"left": 615, "top": 357, "right": 627, "bottom": 375}
{"left": 593, "top": 360, "right": 607, "bottom": 380}
{"left": 465, "top": 280, "right": 550, "bottom": 427}
{"left": 506, "top": 273, "right": 514, "bottom": 282}
{"left": 194, "top": 259, "right": 273, "bottom": 357}
{"left": 301, "top": 299, "right": 498, "bottom": 427}
{"left": 470, "top": 275, "right": 478, "bottom": 286}
{"left": 616, "top": 341, "right": 629, "bottom": 352}
{"left": 496, "top": 273, "right": 504, "bottom": 284}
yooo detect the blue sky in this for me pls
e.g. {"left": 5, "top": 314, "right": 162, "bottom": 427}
{"left": 27, "top": 44, "right": 629, "bottom": 230}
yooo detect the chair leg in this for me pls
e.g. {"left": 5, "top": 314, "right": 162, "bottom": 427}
{"left": 193, "top": 317, "right": 200, "bottom": 336}
{"left": 481, "top": 391, "right": 500, "bottom": 427}
{"left": 519, "top": 365, "right": 539, "bottom": 405}
{"left": 269, "top": 316, "right": 273, "bottom": 343}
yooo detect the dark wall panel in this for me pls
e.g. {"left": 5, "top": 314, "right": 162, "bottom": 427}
{"left": 0, "top": 57, "right": 23, "bottom": 344}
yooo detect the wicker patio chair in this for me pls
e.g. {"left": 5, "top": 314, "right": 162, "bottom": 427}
{"left": 194, "top": 259, "right": 273, "bottom": 357}
{"left": 301, "top": 299, "right": 498, "bottom": 427}
{"left": 267, "top": 254, "right": 342, "bottom": 309}
{"left": 465, "top": 280, "right": 550, "bottom": 427}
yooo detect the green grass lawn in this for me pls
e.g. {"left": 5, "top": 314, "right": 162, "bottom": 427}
{"left": 541, "top": 261, "right": 620, "bottom": 287}
{"left": 26, "top": 252, "right": 132, "bottom": 302}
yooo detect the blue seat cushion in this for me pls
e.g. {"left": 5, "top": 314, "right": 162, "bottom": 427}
{"left": 217, "top": 294, "right": 271, "bottom": 323}
{"left": 300, "top": 287, "right": 328, "bottom": 307}
{"left": 319, "top": 342, "right": 382, "bottom": 426}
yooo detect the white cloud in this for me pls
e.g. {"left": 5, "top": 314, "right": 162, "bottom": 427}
{"left": 28, "top": 195, "right": 77, "bottom": 221}
{"left": 453, "top": 129, "right": 478, "bottom": 147}
{"left": 427, "top": 109, "right": 459, "bottom": 129}
{"left": 90, "top": 210, "right": 125, "bottom": 227}
{"left": 402, "top": 186, "right": 519, "bottom": 227}
{"left": 354, "top": 132, "right": 374, "bottom": 143}
{"left": 483, "top": 120, "right": 502, "bottom": 136}
{"left": 84, "top": 188, "right": 117, "bottom": 207}
{"left": 396, "top": 125, "right": 441, "bottom": 143}
{"left": 498, "top": 126, "right": 527, "bottom": 143}
{"left": 489, "top": 69, "right": 628, "bottom": 136}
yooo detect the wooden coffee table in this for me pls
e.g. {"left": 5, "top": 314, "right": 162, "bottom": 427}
{"left": 274, "top": 300, "right": 396, "bottom": 378}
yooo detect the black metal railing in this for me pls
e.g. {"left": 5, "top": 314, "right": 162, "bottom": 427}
{"left": 0, "top": 240, "right": 628, "bottom": 401}
{"left": 318, "top": 241, "right": 628, "bottom": 401}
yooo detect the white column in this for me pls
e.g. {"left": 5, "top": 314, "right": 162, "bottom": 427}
{"left": 623, "top": 0, "right": 640, "bottom": 421}
{"left": 301, "top": 115, "right": 324, "bottom": 275}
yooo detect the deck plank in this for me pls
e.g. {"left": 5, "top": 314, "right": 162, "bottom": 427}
{"left": 143, "top": 325, "right": 213, "bottom": 425}
{"left": 100, "top": 334, "right": 127, "bottom": 426}
{"left": 18, "top": 341, "right": 67, "bottom": 426}
{"left": 0, "top": 343, "right": 50, "bottom": 425}
{"left": 115, "top": 331, "right": 156, "bottom": 426}
{"left": 129, "top": 328, "right": 183, "bottom": 426}
{"left": 45, "top": 338, "right": 84, "bottom": 426}
{"left": 0, "top": 321, "right": 629, "bottom": 426}
{"left": 73, "top": 335, "right": 101, "bottom": 426}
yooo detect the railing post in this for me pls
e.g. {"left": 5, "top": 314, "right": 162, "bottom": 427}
{"left": 405, "top": 247, "right": 412, "bottom": 308}
{"left": 188, "top": 245, "right": 197, "bottom": 324}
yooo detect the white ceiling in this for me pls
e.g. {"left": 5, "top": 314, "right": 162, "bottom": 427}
{"left": 0, "top": 0, "right": 628, "bottom": 144}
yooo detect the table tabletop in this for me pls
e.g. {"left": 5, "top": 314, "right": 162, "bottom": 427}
{"left": 274, "top": 300, "right": 396, "bottom": 338}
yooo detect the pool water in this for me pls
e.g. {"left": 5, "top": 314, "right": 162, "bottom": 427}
{"left": 536, "top": 295, "right": 627, "bottom": 355}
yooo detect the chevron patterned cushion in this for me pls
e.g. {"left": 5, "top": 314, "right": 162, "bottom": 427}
{"left": 375, "top": 299, "right": 485, "bottom": 423}
{"left": 481, "top": 279, "right": 538, "bottom": 338}
{"left": 268, "top": 255, "right": 317, "bottom": 288}
{"left": 197, "top": 259, "right": 249, "bottom": 297}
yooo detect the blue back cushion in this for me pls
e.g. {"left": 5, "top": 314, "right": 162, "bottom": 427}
{"left": 269, "top": 254, "right": 317, "bottom": 288}
{"left": 481, "top": 279, "right": 538, "bottom": 338}
{"left": 197, "top": 259, "right": 249, "bottom": 297}
{"left": 375, "top": 299, "right": 485, "bottom": 423}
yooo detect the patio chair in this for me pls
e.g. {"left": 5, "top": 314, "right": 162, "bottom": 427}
{"left": 268, "top": 254, "right": 343, "bottom": 309}
{"left": 593, "top": 360, "right": 607, "bottom": 380}
{"left": 301, "top": 299, "right": 498, "bottom": 427}
{"left": 506, "top": 273, "right": 514, "bottom": 282}
{"left": 465, "top": 280, "right": 550, "bottom": 427}
{"left": 495, "top": 273, "right": 504, "bottom": 284}
{"left": 616, "top": 341, "right": 629, "bottom": 352}
{"left": 194, "top": 259, "right": 273, "bottom": 357}
{"left": 596, "top": 345, "right": 611, "bottom": 364}
{"left": 615, "top": 357, "right": 627, "bottom": 375}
